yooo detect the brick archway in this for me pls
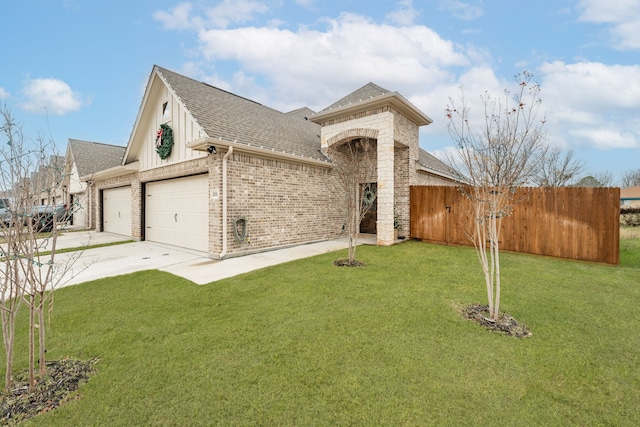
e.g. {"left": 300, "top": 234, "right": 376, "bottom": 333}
{"left": 326, "top": 128, "right": 379, "bottom": 148}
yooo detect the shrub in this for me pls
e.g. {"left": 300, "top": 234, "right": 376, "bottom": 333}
{"left": 620, "top": 207, "right": 640, "bottom": 227}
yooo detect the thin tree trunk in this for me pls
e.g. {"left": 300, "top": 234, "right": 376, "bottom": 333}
{"left": 38, "top": 297, "right": 46, "bottom": 376}
{"left": 28, "top": 298, "right": 35, "bottom": 392}
{"left": 475, "top": 208, "right": 493, "bottom": 316}
{"left": 2, "top": 310, "right": 15, "bottom": 390}
{"left": 493, "top": 207, "right": 503, "bottom": 321}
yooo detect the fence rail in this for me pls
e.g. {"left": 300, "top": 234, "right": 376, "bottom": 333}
{"left": 410, "top": 186, "right": 620, "bottom": 264}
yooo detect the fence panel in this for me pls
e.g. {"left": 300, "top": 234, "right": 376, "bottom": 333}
{"left": 410, "top": 186, "right": 620, "bottom": 264}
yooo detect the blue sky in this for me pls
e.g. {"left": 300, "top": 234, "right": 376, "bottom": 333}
{"left": 1, "top": 0, "right": 639, "bottom": 184}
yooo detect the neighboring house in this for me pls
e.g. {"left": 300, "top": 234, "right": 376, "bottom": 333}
{"left": 88, "top": 65, "right": 457, "bottom": 258}
{"left": 63, "top": 139, "right": 125, "bottom": 229}
{"left": 25, "top": 155, "right": 65, "bottom": 206}
{"left": 620, "top": 186, "right": 640, "bottom": 207}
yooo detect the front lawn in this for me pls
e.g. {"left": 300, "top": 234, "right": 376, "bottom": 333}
{"left": 5, "top": 239, "right": 640, "bottom": 426}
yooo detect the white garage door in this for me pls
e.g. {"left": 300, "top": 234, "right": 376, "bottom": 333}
{"left": 71, "top": 193, "right": 87, "bottom": 229}
{"left": 103, "top": 186, "right": 132, "bottom": 237}
{"left": 145, "top": 175, "right": 209, "bottom": 252}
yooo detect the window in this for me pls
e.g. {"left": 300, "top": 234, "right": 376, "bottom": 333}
{"left": 162, "top": 101, "right": 170, "bottom": 121}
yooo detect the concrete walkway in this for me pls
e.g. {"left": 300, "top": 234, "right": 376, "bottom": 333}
{"left": 50, "top": 231, "right": 372, "bottom": 287}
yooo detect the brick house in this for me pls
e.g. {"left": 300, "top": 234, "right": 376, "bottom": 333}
{"left": 63, "top": 139, "right": 125, "bottom": 229}
{"left": 88, "top": 65, "right": 456, "bottom": 258}
{"left": 621, "top": 186, "right": 640, "bottom": 207}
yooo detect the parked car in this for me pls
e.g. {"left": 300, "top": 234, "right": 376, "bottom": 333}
{"left": 0, "top": 198, "right": 12, "bottom": 227}
{"left": 0, "top": 199, "right": 68, "bottom": 232}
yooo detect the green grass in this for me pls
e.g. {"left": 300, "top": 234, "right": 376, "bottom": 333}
{"left": 5, "top": 239, "right": 639, "bottom": 426}
{"left": 37, "top": 240, "right": 135, "bottom": 256}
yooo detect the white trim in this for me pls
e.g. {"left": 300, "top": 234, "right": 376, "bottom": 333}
{"left": 187, "top": 137, "right": 333, "bottom": 168}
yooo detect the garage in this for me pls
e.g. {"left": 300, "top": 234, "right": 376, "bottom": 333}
{"left": 145, "top": 175, "right": 209, "bottom": 252}
{"left": 102, "top": 186, "right": 132, "bottom": 236}
{"left": 71, "top": 193, "right": 87, "bottom": 228}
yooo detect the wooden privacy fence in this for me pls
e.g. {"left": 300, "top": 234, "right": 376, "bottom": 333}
{"left": 410, "top": 186, "right": 620, "bottom": 264}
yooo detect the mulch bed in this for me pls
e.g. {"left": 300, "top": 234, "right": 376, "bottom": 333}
{"left": 0, "top": 357, "right": 98, "bottom": 425}
{"left": 461, "top": 303, "right": 532, "bottom": 338}
{"left": 333, "top": 258, "right": 367, "bottom": 267}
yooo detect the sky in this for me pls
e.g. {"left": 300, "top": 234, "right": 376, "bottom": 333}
{"left": 1, "top": 0, "right": 639, "bottom": 185}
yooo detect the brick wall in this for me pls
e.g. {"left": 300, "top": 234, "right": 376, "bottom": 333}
{"left": 223, "top": 152, "right": 343, "bottom": 255}
{"left": 94, "top": 154, "right": 344, "bottom": 256}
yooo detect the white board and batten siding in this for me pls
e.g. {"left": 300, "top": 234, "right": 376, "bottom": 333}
{"left": 145, "top": 175, "right": 209, "bottom": 253}
{"left": 139, "top": 85, "right": 206, "bottom": 171}
{"left": 103, "top": 186, "right": 132, "bottom": 237}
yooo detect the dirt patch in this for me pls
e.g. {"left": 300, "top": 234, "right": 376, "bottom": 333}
{"left": 333, "top": 258, "right": 367, "bottom": 267}
{"left": 0, "top": 357, "right": 98, "bottom": 425}
{"left": 461, "top": 303, "right": 532, "bottom": 338}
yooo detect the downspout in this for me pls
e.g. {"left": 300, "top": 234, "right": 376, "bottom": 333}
{"left": 218, "top": 146, "right": 233, "bottom": 259}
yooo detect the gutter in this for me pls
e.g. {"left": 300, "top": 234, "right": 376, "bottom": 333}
{"left": 218, "top": 146, "right": 233, "bottom": 259}
{"left": 187, "top": 137, "right": 332, "bottom": 169}
{"left": 415, "top": 161, "right": 463, "bottom": 183}
{"left": 81, "top": 161, "right": 140, "bottom": 182}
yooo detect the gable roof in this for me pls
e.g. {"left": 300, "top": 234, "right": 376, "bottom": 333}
{"left": 155, "top": 66, "right": 326, "bottom": 161}
{"left": 285, "top": 107, "right": 317, "bottom": 120}
{"left": 68, "top": 139, "right": 126, "bottom": 177}
{"left": 621, "top": 186, "right": 640, "bottom": 199}
{"left": 310, "top": 82, "right": 432, "bottom": 126}
{"left": 322, "top": 82, "right": 392, "bottom": 111}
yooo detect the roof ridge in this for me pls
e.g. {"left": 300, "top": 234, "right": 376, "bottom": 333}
{"left": 69, "top": 138, "right": 125, "bottom": 148}
{"left": 319, "top": 81, "right": 395, "bottom": 113}
{"left": 156, "top": 66, "right": 264, "bottom": 107}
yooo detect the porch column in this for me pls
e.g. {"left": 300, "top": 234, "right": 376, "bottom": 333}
{"left": 377, "top": 125, "right": 395, "bottom": 245}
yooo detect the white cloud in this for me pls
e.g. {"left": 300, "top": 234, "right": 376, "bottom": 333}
{"left": 539, "top": 61, "right": 640, "bottom": 150}
{"left": 154, "top": 2, "right": 197, "bottom": 30}
{"left": 20, "top": 78, "right": 85, "bottom": 115}
{"left": 437, "top": 0, "right": 484, "bottom": 21}
{"left": 194, "top": 12, "right": 469, "bottom": 110}
{"left": 0, "top": 87, "right": 8, "bottom": 99}
{"left": 386, "top": 0, "right": 420, "bottom": 26}
{"left": 154, "top": 3, "right": 639, "bottom": 163}
{"left": 540, "top": 61, "right": 640, "bottom": 110}
{"left": 578, "top": 0, "right": 640, "bottom": 50}
{"left": 154, "top": 0, "right": 269, "bottom": 30}
{"left": 569, "top": 128, "right": 637, "bottom": 150}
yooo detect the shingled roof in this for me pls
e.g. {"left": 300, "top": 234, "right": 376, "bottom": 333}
{"left": 417, "top": 149, "right": 460, "bottom": 181}
{"left": 68, "top": 139, "right": 126, "bottom": 177}
{"left": 156, "top": 66, "right": 326, "bottom": 161}
{"left": 321, "top": 82, "right": 392, "bottom": 112}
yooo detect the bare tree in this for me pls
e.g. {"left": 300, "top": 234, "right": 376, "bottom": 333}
{"left": 328, "top": 138, "right": 377, "bottom": 265}
{"left": 621, "top": 169, "right": 640, "bottom": 187}
{"left": 533, "top": 148, "right": 584, "bottom": 187}
{"left": 445, "top": 72, "right": 547, "bottom": 320}
{"left": 1, "top": 104, "right": 82, "bottom": 391}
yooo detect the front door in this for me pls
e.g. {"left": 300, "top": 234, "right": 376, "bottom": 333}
{"left": 359, "top": 183, "right": 377, "bottom": 234}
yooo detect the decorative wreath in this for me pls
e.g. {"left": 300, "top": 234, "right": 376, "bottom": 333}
{"left": 155, "top": 123, "right": 174, "bottom": 160}
{"left": 233, "top": 216, "right": 248, "bottom": 242}
{"left": 362, "top": 188, "right": 376, "bottom": 205}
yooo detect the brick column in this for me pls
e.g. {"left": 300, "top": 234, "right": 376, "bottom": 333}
{"left": 377, "top": 122, "right": 395, "bottom": 245}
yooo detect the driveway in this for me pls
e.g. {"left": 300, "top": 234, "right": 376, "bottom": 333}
{"left": 51, "top": 231, "right": 356, "bottom": 287}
